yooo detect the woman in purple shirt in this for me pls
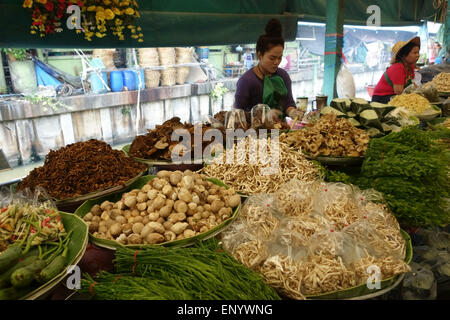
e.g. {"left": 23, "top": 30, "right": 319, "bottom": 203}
{"left": 234, "top": 19, "right": 304, "bottom": 121}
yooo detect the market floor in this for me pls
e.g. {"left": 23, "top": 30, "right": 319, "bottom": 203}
{"left": 0, "top": 143, "right": 129, "bottom": 186}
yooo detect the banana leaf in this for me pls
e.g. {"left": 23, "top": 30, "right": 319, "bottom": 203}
{"left": 21, "top": 212, "right": 89, "bottom": 300}
{"left": 308, "top": 229, "right": 412, "bottom": 300}
{"left": 74, "top": 175, "right": 242, "bottom": 250}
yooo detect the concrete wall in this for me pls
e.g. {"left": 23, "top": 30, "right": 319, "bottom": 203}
{"left": 0, "top": 68, "right": 378, "bottom": 167}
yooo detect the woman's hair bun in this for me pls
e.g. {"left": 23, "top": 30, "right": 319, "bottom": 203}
{"left": 265, "top": 19, "right": 282, "bottom": 37}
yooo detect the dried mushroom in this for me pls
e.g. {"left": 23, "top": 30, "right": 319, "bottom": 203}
{"left": 87, "top": 171, "right": 241, "bottom": 245}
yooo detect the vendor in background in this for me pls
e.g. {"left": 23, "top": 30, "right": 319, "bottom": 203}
{"left": 372, "top": 37, "right": 420, "bottom": 104}
{"left": 234, "top": 19, "right": 304, "bottom": 121}
{"left": 243, "top": 48, "right": 254, "bottom": 70}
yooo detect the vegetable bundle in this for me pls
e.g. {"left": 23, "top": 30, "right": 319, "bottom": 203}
{"left": 325, "top": 126, "right": 450, "bottom": 227}
{"left": 324, "top": 98, "right": 419, "bottom": 137}
{"left": 80, "top": 238, "right": 281, "bottom": 300}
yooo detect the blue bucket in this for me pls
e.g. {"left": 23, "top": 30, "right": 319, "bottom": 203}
{"left": 89, "top": 71, "right": 108, "bottom": 93}
{"left": 196, "top": 47, "right": 209, "bottom": 60}
{"left": 110, "top": 71, "right": 124, "bottom": 92}
{"left": 122, "top": 70, "right": 137, "bottom": 91}
{"left": 133, "top": 68, "right": 145, "bottom": 90}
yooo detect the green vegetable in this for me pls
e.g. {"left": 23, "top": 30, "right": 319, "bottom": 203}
{"left": 0, "top": 246, "right": 22, "bottom": 274}
{"left": 0, "top": 255, "right": 39, "bottom": 289}
{"left": 10, "top": 259, "right": 46, "bottom": 288}
{"left": 330, "top": 98, "right": 351, "bottom": 112}
{"left": 347, "top": 118, "right": 361, "bottom": 127}
{"left": 351, "top": 98, "right": 370, "bottom": 114}
{"left": 366, "top": 127, "right": 382, "bottom": 138}
{"left": 359, "top": 109, "right": 383, "bottom": 130}
{"left": 369, "top": 102, "right": 396, "bottom": 118}
{"left": 320, "top": 106, "right": 346, "bottom": 117}
{"left": 381, "top": 123, "right": 392, "bottom": 133}
{"left": 82, "top": 239, "right": 280, "bottom": 300}
{"left": 38, "top": 247, "right": 68, "bottom": 284}
{"left": 0, "top": 286, "right": 30, "bottom": 300}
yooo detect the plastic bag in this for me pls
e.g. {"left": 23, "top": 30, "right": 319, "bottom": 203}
{"left": 274, "top": 180, "right": 321, "bottom": 218}
{"left": 224, "top": 109, "right": 248, "bottom": 130}
{"left": 0, "top": 187, "right": 62, "bottom": 252}
{"left": 220, "top": 179, "right": 410, "bottom": 299}
{"left": 403, "top": 82, "right": 440, "bottom": 103}
{"left": 312, "top": 182, "right": 362, "bottom": 230}
{"left": 251, "top": 104, "right": 273, "bottom": 129}
{"left": 336, "top": 64, "right": 356, "bottom": 99}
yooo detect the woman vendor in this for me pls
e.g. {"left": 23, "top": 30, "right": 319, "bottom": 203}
{"left": 372, "top": 37, "right": 420, "bottom": 104}
{"left": 234, "top": 19, "right": 305, "bottom": 122}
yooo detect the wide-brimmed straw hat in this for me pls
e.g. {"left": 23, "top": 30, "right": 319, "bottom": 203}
{"left": 390, "top": 36, "right": 420, "bottom": 64}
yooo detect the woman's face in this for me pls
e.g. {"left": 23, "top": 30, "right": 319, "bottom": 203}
{"left": 404, "top": 46, "right": 420, "bottom": 64}
{"left": 257, "top": 45, "right": 284, "bottom": 74}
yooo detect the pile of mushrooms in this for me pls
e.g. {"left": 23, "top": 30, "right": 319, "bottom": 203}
{"left": 83, "top": 170, "right": 241, "bottom": 245}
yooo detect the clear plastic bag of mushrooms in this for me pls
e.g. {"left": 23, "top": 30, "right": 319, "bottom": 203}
{"left": 219, "top": 179, "right": 411, "bottom": 300}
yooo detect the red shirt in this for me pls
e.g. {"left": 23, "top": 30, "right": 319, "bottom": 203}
{"left": 373, "top": 63, "right": 415, "bottom": 96}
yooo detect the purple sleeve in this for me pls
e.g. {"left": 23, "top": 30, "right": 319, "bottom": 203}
{"left": 234, "top": 77, "right": 250, "bottom": 111}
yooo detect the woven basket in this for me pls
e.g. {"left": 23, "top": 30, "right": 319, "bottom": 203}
{"left": 158, "top": 47, "right": 176, "bottom": 65}
{"left": 161, "top": 68, "right": 176, "bottom": 86}
{"left": 139, "top": 56, "right": 160, "bottom": 66}
{"left": 176, "top": 67, "right": 190, "bottom": 85}
{"left": 144, "top": 70, "right": 161, "bottom": 88}
{"left": 92, "top": 49, "right": 116, "bottom": 70}
{"left": 176, "top": 47, "right": 192, "bottom": 63}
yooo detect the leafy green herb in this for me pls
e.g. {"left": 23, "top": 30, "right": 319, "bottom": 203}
{"left": 81, "top": 238, "right": 280, "bottom": 300}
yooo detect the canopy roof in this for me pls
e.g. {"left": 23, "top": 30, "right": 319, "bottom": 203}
{"left": 0, "top": 0, "right": 442, "bottom": 48}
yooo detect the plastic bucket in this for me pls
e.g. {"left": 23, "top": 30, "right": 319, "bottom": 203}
{"left": 196, "top": 47, "right": 209, "bottom": 60}
{"left": 133, "top": 68, "right": 146, "bottom": 90}
{"left": 89, "top": 71, "right": 108, "bottom": 93}
{"left": 110, "top": 71, "right": 124, "bottom": 92}
{"left": 122, "top": 70, "right": 136, "bottom": 91}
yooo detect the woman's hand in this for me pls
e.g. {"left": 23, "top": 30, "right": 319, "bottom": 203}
{"left": 287, "top": 108, "right": 305, "bottom": 120}
{"left": 267, "top": 109, "right": 282, "bottom": 122}
{"left": 393, "top": 84, "right": 404, "bottom": 95}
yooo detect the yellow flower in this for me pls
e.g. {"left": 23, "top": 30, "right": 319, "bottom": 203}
{"left": 23, "top": 0, "right": 33, "bottom": 8}
{"left": 96, "top": 32, "right": 106, "bottom": 38}
{"left": 96, "top": 11, "right": 106, "bottom": 21}
{"left": 112, "top": 7, "right": 121, "bottom": 15}
{"left": 105, "top": 9, "right": 115, "bottom": 20}
{"left": 96, "top": 6, "right": 104, "bottom": 12}
{"left": 137, "top": 26, "right": 142, "bottom": 31}
{"left": 36, "top": 0, "right": 47, "bottom": 4}
{"left": 87, "top": 6, "right": 96, "bottom": 11}
{"left": 115, "top": 18, "right": 123, "bottom": 25}
{"left": 30, "top": 30, "right": 36, "bottom": 34}
{"left": 103, "top": 0, "right": 112, "bottom": 5}
{"left": 138, "top": 39, "right": 143, "bottom": 43}
{"left": 138, "top": 33, "right": 143, "bottom": 37}
{"left": 124, "top": 8, "right": 134, "bottom": 15}
{"left": 120, "top": 1, "right": 130, "bottom": 6}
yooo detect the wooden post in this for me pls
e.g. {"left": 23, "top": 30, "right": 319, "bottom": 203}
{"left": 444, "top": 0, "right": 450, "bottom": 55}
{"left": 323, "top": 0, "right": 344, "bottom": 103}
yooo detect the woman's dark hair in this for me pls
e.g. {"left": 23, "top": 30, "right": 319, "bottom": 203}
{"left": 396, "top": 41, "right": 419, "bottom": 62}
{"left": 256, "top": 19, "right": 284, "bottom": 56}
